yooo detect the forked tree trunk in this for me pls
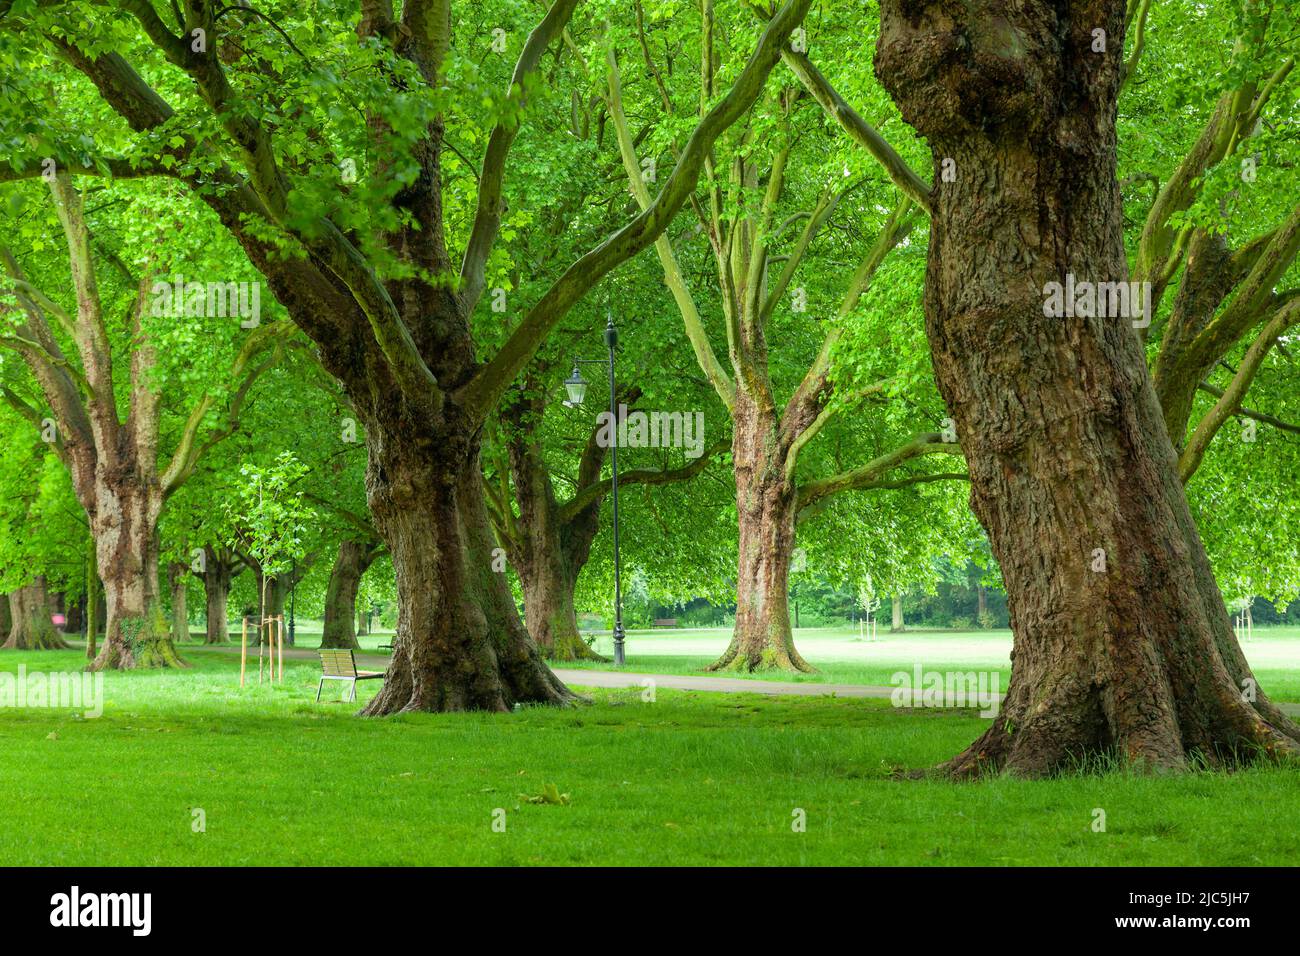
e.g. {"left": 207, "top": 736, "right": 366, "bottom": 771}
{"left": 89, "top": 487, "right": 182, "bottom": 670}
{"left": 891, "top": 594, "right": 905, "bottom": 633}
{"left": 320, "top": 539, "right": 377, "bottom": 650}
{"left": 876, "top": 0, "right": 1300, "bottom": 775}
{"left": 202, "top": 551, "right": 233, "bottom": 645}
{"left": 709, "top": 396, "right": 811, "bottom": 672}
{"left": 360, "top": 433, "right": 575, "bottom": 715}
{"left": 167, "top": 562, "right": 188, "bottom": 644}
{"left": 503, "top": 393, "right": 605, "bottom": 663}
{"left": 3, "top": 578, "right": 69, "bottom": 650}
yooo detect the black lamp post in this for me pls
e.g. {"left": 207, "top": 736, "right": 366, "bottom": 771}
{"left": 564, "top": 315, "right": 626, "bottom": 666}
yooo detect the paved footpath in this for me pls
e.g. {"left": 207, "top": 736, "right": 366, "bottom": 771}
{"left": 178, "top": 643, "right": 1300, "bottom": 714}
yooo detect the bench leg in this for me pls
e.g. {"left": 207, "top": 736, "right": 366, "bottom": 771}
{"left": 349, "top": 679, "right": 358, "bottom": 703}
{"left": 316, "top": 679, "right": 324, "bottom": 703}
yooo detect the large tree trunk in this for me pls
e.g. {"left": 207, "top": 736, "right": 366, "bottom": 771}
{"left": 503, "top": 392, "right": 605, "bottom": 662}
{"left": 88, "top": 486, "right": 182, "bottom": 670}
{"left": 202, "top": 550, "right": 233, "bottom": 645}
{"left": 518, "top": 547, "right": 598, "bottom": 662}
{"left": 708, "top": 395, "right": 811, "bottom": 672}
{"left": 0, "top": 593, "right": 11, "bottom": 638}
{"left": 360, "top": 429, "right": 575, "bottom": 715}
{"left": 167, "top": 562, "right": 189, "bottom": 644}
{"left": 876, "top": 0, "right": 1300, "bottom": 776}
{"left": 320, "top": 540, "right": 377, "bottom": 650}
{"left": 891, "top": 594, "right": 905, "bottom": 633}
{"left": 3, "top": 578, "right": 69, "bottom": 650}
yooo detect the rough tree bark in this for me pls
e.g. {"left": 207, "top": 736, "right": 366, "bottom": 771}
{"left": 3, "top": 578, "right": 69, "bottom": 650}
{"left": 90, "top": 477, "right": 178, "bottom": 670}
{"left": 875, "top": 0, "right": 1300, "bottom": 775}
{"left": 359, "top": 435, "right": 575, "bottom": 714}
{"left": 320, "top": 539, "right": 380, "bottom": 650}
{"left": 710, "top": 392, "right": 810, "bottom": 671}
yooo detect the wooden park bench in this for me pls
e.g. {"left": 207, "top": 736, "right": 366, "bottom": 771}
{"left": 316, "top": 649, "right": 386, "bottom": 703}
{"left": 652, "top": 618, "right": 679, "bottom": 628}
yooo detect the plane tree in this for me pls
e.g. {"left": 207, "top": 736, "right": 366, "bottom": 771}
{"left": 0, "top": 0, "right": 814, "bottom": 709}
{"left": 0, "top": 175, "right": 292, "bottom": 668}
{"left": 863, "top": 0, "right": 1299, "bottom": 774}
{"left": 600, "top": 5, "right": 963, "bottom": 671}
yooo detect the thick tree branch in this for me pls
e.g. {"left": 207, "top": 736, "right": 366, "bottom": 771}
{"left": 120, "top": 0, "right": 439, "bottom": 407}
{"left": 559, "top": 440, "right": 729, "bottom": 522}
{"left": 604, "top": 43, "right": 735, "bottom": 411}
{"left": 1120, "top": 0, "right": 1153, "bottom": 91}
{"left": 1186, "top": 201, "right": 1300, "bottom": 372}
{"left": 1180, "top": 298, "right": 1300, "bottom": 482}
{"left": 777, "top": 47, "right": 933, "bottom": 215}
{"left": 456, "top": 0, "right": 812, "bottom": 424}
{"left": 460, "top": 0, "right": 583, "bottom": 315}
{"left": 795, "top": 432, "right": 963, "bottom": 512}
{"left": 0, "top": 155, "right": 173, "bottom": 182}
{"left": 1195, "top": 383, "right": 1300, "bottom": 437}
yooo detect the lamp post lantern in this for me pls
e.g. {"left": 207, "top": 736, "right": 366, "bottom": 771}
{"left": 565, "top": 315, "right": 626, "bottom": 666}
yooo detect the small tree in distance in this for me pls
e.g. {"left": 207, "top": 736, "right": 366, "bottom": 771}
{"left": 225, "top": 454, "right": 312, "bottom": 685}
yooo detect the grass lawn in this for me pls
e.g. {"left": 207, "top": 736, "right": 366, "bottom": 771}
{"left": 1, "top": 646, "right": 1299, "bottom": 866}
{"left": 559, "top": 625, "right": 1300, "bottom": 703}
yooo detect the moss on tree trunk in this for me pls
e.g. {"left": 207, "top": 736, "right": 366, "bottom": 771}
{"left": 876, "top": 0, "right": 1299, "bottom": 776}
{"left": 3, "top": 578, "right": 69, "bottom": 650}
{"left": 708, "top": 394, "right": 811, "bottom": 673}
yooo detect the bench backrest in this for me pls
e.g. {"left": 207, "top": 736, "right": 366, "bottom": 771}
{"left": 319, "top": 649, "right": 359, "bottom": 677}
{"left": 653, "top": 618, "right": 678, "bottom": 627}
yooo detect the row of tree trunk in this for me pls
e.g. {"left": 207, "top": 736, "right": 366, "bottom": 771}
{"left": 3, "top": 537, "right": 371, "bottom": 656}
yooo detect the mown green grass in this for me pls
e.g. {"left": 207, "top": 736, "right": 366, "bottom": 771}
{"left": 1, "top": 648, "right": 1298, "bottom": 866}
{"left": 562, "top": 626, "right": 1300, "bottom": 703}
{"left": 208, "top": 624, "right": 1300, "bottom": 701}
